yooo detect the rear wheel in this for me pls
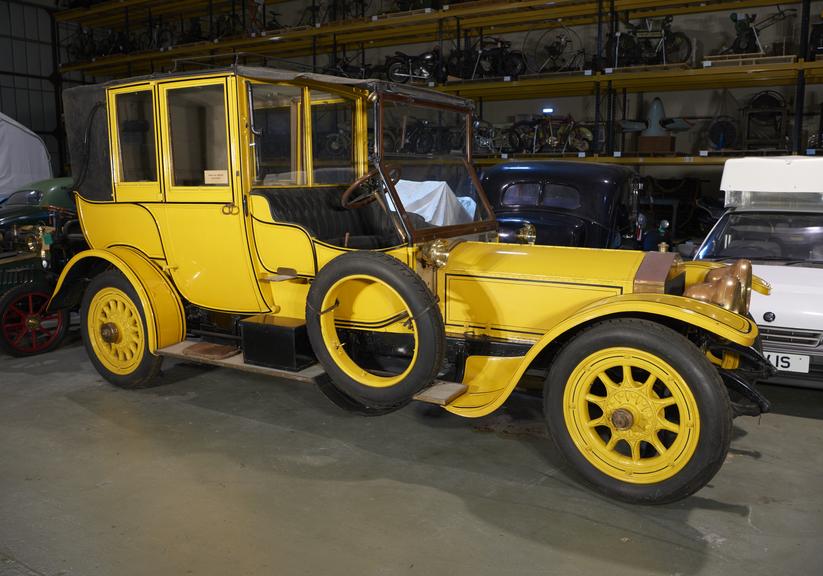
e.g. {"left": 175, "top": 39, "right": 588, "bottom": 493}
{"left": 80, "top": 270, "right": 162, "bottom": 388}
{"left": 663, "top": 31, "right": 691, "bottom": 64}
{"left": 545, "top": 319, "right": 731, "bottom": 504}
{"left": 386, "top": 60, "right": 408, "bottom": 83}
{"left": 0, "top": 283, "right": 68, "bottom": 357}
{"left": 306, "top": 252, "right": 445, "bottom": 411}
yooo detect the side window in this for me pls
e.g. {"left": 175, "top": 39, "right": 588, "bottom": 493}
{"left": 541, "top": 183, "right": 581, "bottom": 210}
{"left": 310, "top": 90, "right": 355, "bottom": 185}
{"left": 167, "top": 84, "right": 229, "bottom": 187}
{"left": 115, "top": 91, "right": 156, "bottom": 182}
{"left": 502, "top": 182, "right": 540, "bottom": 206}
{"left": 249, "top": 83, "right": 304, "bottom": 186}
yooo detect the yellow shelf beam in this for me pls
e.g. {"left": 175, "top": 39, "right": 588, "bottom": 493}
{"left": 474, "top": 154, "right": 737, "bottom": 166}
{"left": 439, "top": 60, "right": 823, "bottom": 101}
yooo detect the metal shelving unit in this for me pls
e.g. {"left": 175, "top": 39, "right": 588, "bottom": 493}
{"left": 53, "top": 0, "right": 817, "bottom": 164}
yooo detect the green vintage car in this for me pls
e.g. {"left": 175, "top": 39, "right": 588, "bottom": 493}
{"left": 0, "top": 177, "right": 85, "bottom": 356}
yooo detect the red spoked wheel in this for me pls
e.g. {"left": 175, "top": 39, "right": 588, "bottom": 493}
{"left": 0, "top": 283, "right": 68, "bottom": 357}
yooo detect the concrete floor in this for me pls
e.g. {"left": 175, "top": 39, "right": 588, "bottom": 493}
{"left": 1, "top": 336, "right": 821, "bottom": 576}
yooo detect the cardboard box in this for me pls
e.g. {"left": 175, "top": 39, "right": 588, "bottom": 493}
{"left": 638, "top": 135, "right": 676, "bottom": 153}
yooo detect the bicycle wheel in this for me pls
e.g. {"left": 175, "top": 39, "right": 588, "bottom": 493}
{"left": 663, "top": 32, "right": 691, "bottom": 64}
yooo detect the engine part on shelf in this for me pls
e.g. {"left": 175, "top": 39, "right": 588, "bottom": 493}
{"left": 722, "top": 6, "right": 796, "bottom": 56}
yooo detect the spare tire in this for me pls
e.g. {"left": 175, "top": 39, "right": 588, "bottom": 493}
{"left": 306, "top": 251, "right": 445, "bottom": 411}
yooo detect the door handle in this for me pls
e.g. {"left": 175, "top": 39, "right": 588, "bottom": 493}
{"left": 221, "top": 203, "right": 240, "bottom": 215}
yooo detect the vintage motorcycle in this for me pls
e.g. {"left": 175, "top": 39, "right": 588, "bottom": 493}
{"left": 384, "top": 46, "right": 447, "bottom": 84}
{"left": 447, "top": 37, "right": 527, "bottom": 79}
{"left": 605, "top": 15, "right": 691, "bottom": 66}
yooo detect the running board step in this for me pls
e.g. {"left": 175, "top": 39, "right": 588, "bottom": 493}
{"left": 413, "top": 381, "right": 468, "bottom": 405}
{"left": 157, "top": 340, "right": 325, "bottom": 383}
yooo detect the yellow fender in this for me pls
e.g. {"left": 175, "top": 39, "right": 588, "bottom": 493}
{"left": 446, "top": 292, "right": 759, "bottom": 418}
{"left": 49, "top": 247, "right": 185, "bottom": 353}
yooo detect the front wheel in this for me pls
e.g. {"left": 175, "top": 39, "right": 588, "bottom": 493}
{"left": 544, "top": 318, "right": 731, "bottom": 504}
{"left": 0, "top": 282, "right": 68, "bottom": 357}
{"left": 80, "top": 269, "right": 162, "bottom": 388}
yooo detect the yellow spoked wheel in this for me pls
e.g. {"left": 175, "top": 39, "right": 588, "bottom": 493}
{"left": 545, "top": 319, "right": 731, "bottom": 504}
{"left": 307, "top": 252, "right": 444, "bottom": 412}
{"left": 81, "top": 270, "right": 162, "bottom": 388}
{"left": 563, "top": 347, "right": 699, "bottom": 484}
{"left": 87, "top": 287, "right": 145, "bottom": 375}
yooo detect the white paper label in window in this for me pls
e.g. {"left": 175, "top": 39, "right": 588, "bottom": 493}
{"left": 204, "top": 170, "right": 229, "bottom": 185}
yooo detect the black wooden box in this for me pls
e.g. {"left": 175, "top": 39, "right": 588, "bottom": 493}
{"left": 240, "top": 314, "right": 316, "bottom": 371}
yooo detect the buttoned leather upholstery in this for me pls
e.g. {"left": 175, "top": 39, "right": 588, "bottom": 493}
{"left": 252, "top": 187, "right": 400, "bottom": 249}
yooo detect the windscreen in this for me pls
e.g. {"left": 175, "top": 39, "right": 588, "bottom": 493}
{"left": 380, "top": 100, "right": 492, "bottom": 232}
{"left": 698, "top": 212, "right": 823, "bottom": 262}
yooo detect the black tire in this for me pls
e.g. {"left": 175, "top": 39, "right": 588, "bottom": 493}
{"left": 306, "top": 251, "right": 445, "bottom": 411}
{"left": 544, "top": 318, "right": 732, "bottom": 504}
{"left": 80, "top": 269, "right": 162, "bottom": 389}
{"left": 502, "top": 52, "right": 527, "bottom": 77}
{"left": 386, "top": 59, "right": 408, "bottom": 83}
{"left": 0, "top": 282, "right": 69, "bottom": 357}
{"left": 663, "top": 31, "right": 691, "bottom": 64}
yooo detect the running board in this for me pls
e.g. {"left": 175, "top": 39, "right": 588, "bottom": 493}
{"left": 413, "top": 381, "right": 468, "bottom": 405}
{"left": 156, "top": 340, "right": 325, "bottom": 383}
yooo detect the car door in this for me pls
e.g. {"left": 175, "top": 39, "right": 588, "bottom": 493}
{"left": 157, "top": 76, "right": 267, "bottom": 313}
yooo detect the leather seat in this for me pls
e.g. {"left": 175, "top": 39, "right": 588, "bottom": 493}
{"left": 252, "top": 187, "right": 400, "bottom": 249}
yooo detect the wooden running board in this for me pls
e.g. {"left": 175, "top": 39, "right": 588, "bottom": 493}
{"left": 413, "top": 381, "right": 468, "bottom": 406}
{"left": 157, "top": 340, "right": 324, "bottom": 383}
{"left": 158, "top": 341, "right": 466, "bottom": 402}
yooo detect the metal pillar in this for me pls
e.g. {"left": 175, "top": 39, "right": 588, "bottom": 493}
{"left": 793, "top": 0, "right": 811, "bottom": 152}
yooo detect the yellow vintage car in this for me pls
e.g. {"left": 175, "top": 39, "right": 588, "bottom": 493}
{"left": 52, "top": 67, "right": 774, "bottom": 504}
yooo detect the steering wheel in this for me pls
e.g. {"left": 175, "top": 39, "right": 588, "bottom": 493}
{"left": 340, "top": 164, "right": 402, "bottom": 210}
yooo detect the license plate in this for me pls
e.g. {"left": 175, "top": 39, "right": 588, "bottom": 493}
{"left": 764, "top": 351, "right": 811, "bottom": 373}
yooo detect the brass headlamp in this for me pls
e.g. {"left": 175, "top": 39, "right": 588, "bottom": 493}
{"left": 419, "top": 239, "right": 450, "bottom": 268}
{"left": 684, "top": 259, "right": 753, "bottom": 315}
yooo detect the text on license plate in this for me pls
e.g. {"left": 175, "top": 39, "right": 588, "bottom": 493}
{"left": 764, "top": 351, "right": 810, "bottom": 373}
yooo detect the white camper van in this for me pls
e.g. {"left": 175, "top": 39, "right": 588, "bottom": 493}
{"left": 696, "top": 156, "right": 823, "bottom": 388}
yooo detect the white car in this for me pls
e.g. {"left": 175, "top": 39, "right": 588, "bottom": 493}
{"left": 696, "top": 156, "right": 823, "bottom": 389}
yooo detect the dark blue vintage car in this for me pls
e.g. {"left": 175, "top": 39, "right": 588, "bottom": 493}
{"left": 480, "top": 161, "right": 639, "bottom": 248}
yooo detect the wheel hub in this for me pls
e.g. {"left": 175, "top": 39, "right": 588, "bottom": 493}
{"left": 610, "top": 408, "right": 634, "bottom": 430}
{"left": 605, "top": 389, "right": 655, "bottom": 438}
{"left": 25, "top": 316, "right": 41, "bottom": 330}
{"left": 100, "top": 322, "right": 121, "bottom": 344}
